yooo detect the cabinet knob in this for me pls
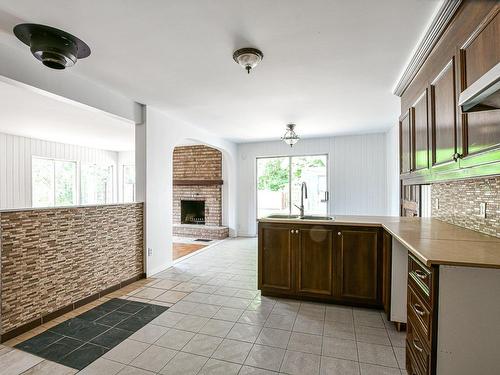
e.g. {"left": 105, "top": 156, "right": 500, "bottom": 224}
{"left": 290, "top": 229, "right": 294, "bottom": 234}
{"left": 337, "top": 232, "right": 342, "bottom": 236}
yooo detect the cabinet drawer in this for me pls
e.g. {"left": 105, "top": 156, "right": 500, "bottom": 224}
{"left": 408, "top": 285, "right": 431, "bottom": 343}
{"left": 408, "top": 255, "right": 433, "bottom": 304}
{"left": 406, "top": 341, "right": 425, "bottom": 375}
{"left": 407, "top": 319, "right": 430, "bottom": 375}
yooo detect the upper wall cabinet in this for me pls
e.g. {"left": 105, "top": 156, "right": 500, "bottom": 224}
{"left": 400, "top": 110, "right": 412, "bottom": 175}
{"left": 459, "top": 6, "right": 500, "bottom": 163}
{"left": 431, "top": 58, "right": 458, "bottom": 166}
{"left": 411, "top": 90, "right": 429, "bottom": 172}
{"left": 398, "top": 1, "right": 500, "bottom": 184}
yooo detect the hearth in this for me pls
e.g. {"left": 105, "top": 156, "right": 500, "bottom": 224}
{"left": 181, "top": 200, "right": 205, "bottom": 224}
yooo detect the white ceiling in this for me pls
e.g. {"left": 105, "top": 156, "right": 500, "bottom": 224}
{"left": 0, "top": 80, "right": 135, "bottom": 151}
{"left": 0, "top": 0, "right": 440, "bottom": 143}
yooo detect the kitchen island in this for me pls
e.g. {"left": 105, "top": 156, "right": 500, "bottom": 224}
{"left": 258, "top": 216, "right": 500, "bottom": 375}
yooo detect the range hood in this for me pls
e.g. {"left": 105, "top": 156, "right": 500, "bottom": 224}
{"left": 459, "top": 62, "right": 500, "bottom": 113}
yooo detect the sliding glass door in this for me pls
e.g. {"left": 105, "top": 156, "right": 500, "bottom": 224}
{"left": 257, "top": 154, "right": 328, "bottom": 218}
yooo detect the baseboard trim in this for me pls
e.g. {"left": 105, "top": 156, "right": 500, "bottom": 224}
{"left": 0, "top": 273, "right": 146, "bottom": 343}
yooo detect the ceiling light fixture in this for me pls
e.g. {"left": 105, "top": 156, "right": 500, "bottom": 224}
{"left": 13, "top": 23, "right": 91, "bottom": 70}
{"left": 233, "top": 47, "right": 263, "bottom": 74}
{"left": 281, "top": 124, "right": 300, "bottom": 147}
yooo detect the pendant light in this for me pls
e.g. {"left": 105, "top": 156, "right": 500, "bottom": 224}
{"left": 281, "top": 124, "right": 300, "bottom": 147}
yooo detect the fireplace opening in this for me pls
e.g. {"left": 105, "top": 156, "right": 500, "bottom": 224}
{"left": 181, "top": 200, "right": 205, "bottom": 225}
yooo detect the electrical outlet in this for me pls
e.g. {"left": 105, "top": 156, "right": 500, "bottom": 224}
{"left": 148, "top": 248, "right": 153, "bottom": 256}
{"left": 479, "top": 202, "right": 486, "bottom": 218}
{"left": 434, "top": 198, "right": 439, "bottom": 210}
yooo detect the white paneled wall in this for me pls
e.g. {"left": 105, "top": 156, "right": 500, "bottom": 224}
{"left": 385, "top": 124, "right": 400, "bottom": 216}
{"left": 237, "top": 133, "right": 388, "bottom": 236}
{"left": 0, "top": 132, "right": 120, "bottom": 209}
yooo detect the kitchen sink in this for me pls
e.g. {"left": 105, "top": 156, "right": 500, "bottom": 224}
{"left": 266, "top": 214, "right": 334, "bottom": 221}
{"left": 301, "top": 215, "right": 334, "bottom": 220}
{"left": 266, "top": 214, "right": 300, "bottom": 219}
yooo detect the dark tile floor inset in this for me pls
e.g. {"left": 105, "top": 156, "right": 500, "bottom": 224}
{"left": 15, "top": 298, "right": 169, "bottom": 370}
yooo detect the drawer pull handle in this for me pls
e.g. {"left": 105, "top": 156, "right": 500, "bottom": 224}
{"left": 414, "top": 269, "right": 427, "bottom": 280}
{"left": 413, "top": 303, "right": 425, "bottom": 316}
{"left": 413, "top": 339, "right": 424, "bottom": 353}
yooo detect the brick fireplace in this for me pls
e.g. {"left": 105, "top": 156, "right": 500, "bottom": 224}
{"left": 172, "top": 145, "right": 228, "bottom": 240}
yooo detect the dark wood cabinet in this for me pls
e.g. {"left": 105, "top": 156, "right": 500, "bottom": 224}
{"left": 411, "top": 90, "right": 430, "bottom": 172}
{"left": 400, "top": 110, "right": 412, "bottom": 174}
{"left": 459, "top": 6, "right": 500, "bottom": 162}
{"left": 297, "top": 227, "right": 334, "bottom": 296}
{"left": 430, "top": 58, "right": 458, "bottom": 167}
{"left": 335, "top": 227, "right": 381, "bottom": 306}
{"left": 398, "top": 1, "right": 500, "bottom": 184}
{"left": 258, "top": 223, "right": 295, "bottom": 295}
{"left": 407, "top": 254, "right": 439, "bottom": 375}
{"left": 258, "top": 222, "right": 384, "bottom": 308}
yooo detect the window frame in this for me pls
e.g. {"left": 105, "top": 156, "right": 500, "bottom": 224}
{"left": 31, "top": 156, "right": 78, "bottom": 208}
{"left": 255, "top": 153, "right": 329, "bottom": 219}
{"left": 122, "top": 164, "right": 136, "bottom": 203}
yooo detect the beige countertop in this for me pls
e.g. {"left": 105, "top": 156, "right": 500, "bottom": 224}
{"left": 258, "top": 216, "right": 500, "bottom": 269}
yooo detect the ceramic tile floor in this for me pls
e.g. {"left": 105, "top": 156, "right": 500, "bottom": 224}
{"left": 0, "top": 237, "right": 408, "bottom": 375}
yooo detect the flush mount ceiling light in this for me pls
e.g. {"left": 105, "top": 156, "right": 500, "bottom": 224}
{"left": 13, "top": 23, "right": 91, "bottom": 70}
{"left": 233, "top": 47, "right": 263, "bottom": 74}
{"left": 281, "top": 123, "right": 300, "bottom": 147}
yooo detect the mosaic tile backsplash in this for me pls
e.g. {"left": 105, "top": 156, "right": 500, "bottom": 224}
{"left": 431, "top": 176, "right": 500, "bottom": 238}
{"left": 0, "top": 203, "right": 144, "bottom": 335}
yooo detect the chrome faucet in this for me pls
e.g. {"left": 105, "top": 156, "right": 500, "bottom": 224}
{"left": 294, "top": 182, "right": 308, "bottom": 218}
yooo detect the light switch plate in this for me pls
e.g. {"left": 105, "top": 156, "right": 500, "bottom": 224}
{"left": 148, "top": 247, "right": 153, "bottom": 256}
{"left": 479, "top": 202, "right": 486, "bottom": 218}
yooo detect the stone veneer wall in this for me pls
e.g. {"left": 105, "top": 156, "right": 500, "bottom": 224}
{"left": 431, "top": 176, "right": 500, "bottom": 238}
{"left": 0, "top": 203, "right": 144, "bottom": 335}
{"left": 173, "top": 145, "right": 223, "bottom": 226}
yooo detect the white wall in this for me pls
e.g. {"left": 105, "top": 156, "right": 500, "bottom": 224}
{"left": 0, "top": 132, "right": 119, "bottom": 209}
{"left": 237, "top": 133, "right": 388, "bottom": 236}
{"left": 385, "top": 124, "right": 400, "bottom": 216}
{"left": 137, "top": 107, "right": 238, "bottom": 276}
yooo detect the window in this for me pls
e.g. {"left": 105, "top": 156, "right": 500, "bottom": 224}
{"left": 256, "top": 154, "right": 328, "bottom": 218}
{"left": 81, "top": 164, "right": 114, "bottom": 204}
{"left": 32, "top": 157, "right": 77, "bottom": 207}
{"left": 122, "top": 165, "right": 135, "bottom": 203}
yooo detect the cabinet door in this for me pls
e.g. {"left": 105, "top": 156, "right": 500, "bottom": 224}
{"left": 297, "top": 227, "right": 334, "bottom": 296}
{"left": 258, "top": 224, "right": 294, "bottom": 294}
{"left": 412, "top": 90, "right": 429, "bottom": 171}
{"left": 460, "top": 7, "right": 500, "bottom": 158}
{"left": 400, "top": 111, "right": 412, "bottom": 174}
{"left": 431, "top": 58, "right": 458, "bottom": 166}
{"left": 335, "top": 227, "right": 381, "bottom": 305}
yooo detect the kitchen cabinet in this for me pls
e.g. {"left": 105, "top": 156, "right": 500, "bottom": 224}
{"left": 258, "top": 222, "right": 383, "bottom": 308}
{"left": 398, "top": 1, "right": 499, "bottom": 184}
{"left": 335, "top": 227, "right": 381, "bottom": 306}
{"left": 258, "top": 223, "right": 295, "bottom": 295}
{"left": 400, "top": 110, "right": 412, "bottom": 174}
{"left": 411, "top": 90, "right": 430, "bottom": 172}
{"left": 406, "top": 254, "right": 438, "bottom": 375}
{"left": 430, "top": 58, "right": 458, "bottom": 167}
{"left": 297, "top": 227, "right": 334, "bottom": 297}
{"left": 459, "top": 6, "right": 500, "bottom": 166}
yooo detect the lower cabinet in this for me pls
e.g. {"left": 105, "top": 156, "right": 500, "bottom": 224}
{"left": 297, "top": 227, "right": 334, "bottom": 297}
{"left": 258, "top": 223, "right": 295, "bottom": 295}
{"left": 258, "top": 222, "right": 384, "bottom": 307}
{"left": 335, "top": 227, "right": 382, "bottom": 306}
